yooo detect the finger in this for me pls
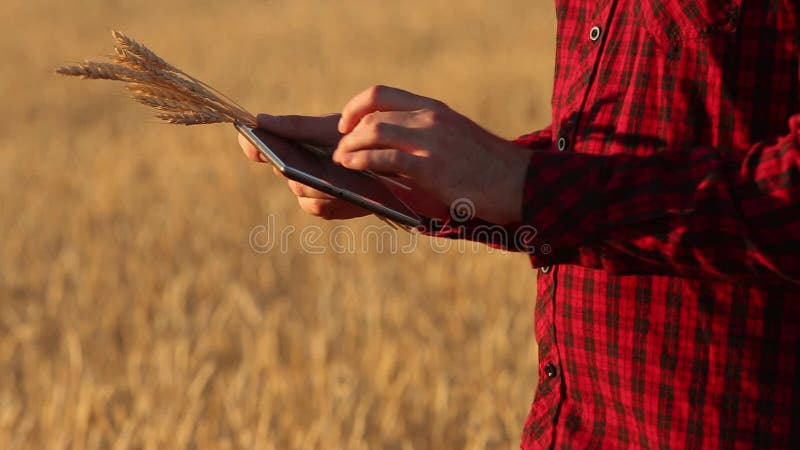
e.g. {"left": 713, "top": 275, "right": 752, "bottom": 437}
{"left": 257, "top": 113, "right": 341, "bottom": 145}
{"left": 287, "top": 179, "right": 336, "bottom": 200}
{"left": 339, "top": 85, "right": 444, "bottom": 134}
{"left": 297, "top": 197, "right": 336, "bottom": 218}
{"left": 333, "top": 114, "right": 424, "bottom": 162}
{"left": 338, "top": 148, "right": 423, "bottom": 177}
{"left": 297, "top": 197, "right": 369, "bottom": 220}
{"left": 238, "top": 132, "right": 267, "bottom": 163}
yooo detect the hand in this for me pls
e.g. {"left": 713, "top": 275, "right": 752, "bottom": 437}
{"left": 333, "top": 85, "right": 531, "bottom": 224}
{"left": 238, "top": 113, "right": 371, "bottom": 220}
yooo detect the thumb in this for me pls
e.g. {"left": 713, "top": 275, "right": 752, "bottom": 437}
{"left": 257, "top": 113, "right": 342, "bottom": 145}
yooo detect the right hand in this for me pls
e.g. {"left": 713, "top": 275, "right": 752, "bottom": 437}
{"left": 238, "top": 113, "right": 371, "bottom": 220}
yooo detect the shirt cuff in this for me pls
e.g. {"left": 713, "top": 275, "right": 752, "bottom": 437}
{"left": 519, "top": 150, "right": 610, "bottom": 266}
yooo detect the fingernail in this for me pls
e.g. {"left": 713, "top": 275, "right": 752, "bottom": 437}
{"left": 257, "top": 152, "right": 268, "bottom": 163}
{"left": 337, "top": 116, "right": 346, "bottom": 134}
{"left": 339, "top": 154, "right": 353, "bottom": 167}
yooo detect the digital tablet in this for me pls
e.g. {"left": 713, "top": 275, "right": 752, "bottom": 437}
{"left": 235, "top": 122, "right": 423, "bottom": 227}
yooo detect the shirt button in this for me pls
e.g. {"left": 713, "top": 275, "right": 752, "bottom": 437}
{"left": 544, "top": 362, "right": 558, "bottom": 378}
{"left": 589, "top": 26, "right": 602, "bottom": 42}
{"left": 557, "top": 137, "right": 567, "bottom": 151}
{"left": 540, "top": 266, "right": 551, "bottom": 274}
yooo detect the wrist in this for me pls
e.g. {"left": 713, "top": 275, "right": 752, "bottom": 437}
{"left": 474, "top": 142, "right": 531, "bottom": 225}
{"left": 499, "top": 145, "right": 531, "bottom": 223}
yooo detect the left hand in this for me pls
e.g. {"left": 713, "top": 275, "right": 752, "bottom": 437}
{"left": 333, "top": 85, "right": 532, "bottom": 224}
{"left": 238, "top": 114, "right": 372, "bottom": 220}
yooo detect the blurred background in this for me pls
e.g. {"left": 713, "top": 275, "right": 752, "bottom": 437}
{"left": 0, "top": 1, "right": 555, "bottom": 448}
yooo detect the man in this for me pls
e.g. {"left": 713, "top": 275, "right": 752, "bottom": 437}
{"left": 239, "top": 0, "right": 799, "bottom": 448}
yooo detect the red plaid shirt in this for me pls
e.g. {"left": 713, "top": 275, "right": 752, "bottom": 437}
{"left": 429, "top": 0, "right": 800, "bottom": 448}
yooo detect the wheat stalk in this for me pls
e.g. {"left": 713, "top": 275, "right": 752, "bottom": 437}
{"left": 56, "top": 31, "right": 256, "bottom": 127}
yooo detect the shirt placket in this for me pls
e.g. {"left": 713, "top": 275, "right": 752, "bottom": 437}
{"left": 523, "top": 266, "right": 564, "bottom": 447}
{"left": 553, "top": 0, "right": 618, "bottom": 155}
{"left": 527, "top": 1, "right": 618, "bottom": 448}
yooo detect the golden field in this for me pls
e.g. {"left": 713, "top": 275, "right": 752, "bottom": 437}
{"left": 0, "top": 1, "right": 555, "bottom": 448}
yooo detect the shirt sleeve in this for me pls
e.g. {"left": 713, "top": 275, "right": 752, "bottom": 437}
{"left": 514, "top": 126, "right": 553, "bottom": 150}
{"left": 519, "top": 115, "right": 800, "bottom": 283}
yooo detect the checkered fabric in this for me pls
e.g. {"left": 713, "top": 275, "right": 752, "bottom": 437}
{"left": 430, "top": 0, "right": 799, "bottom": 448}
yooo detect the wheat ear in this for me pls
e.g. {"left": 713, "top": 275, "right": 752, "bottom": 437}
{"left": 56, "top": 31, "right": 256, "bottom": 127}
{"left": 110, "top": 30, "right": 254, "bottom": 123}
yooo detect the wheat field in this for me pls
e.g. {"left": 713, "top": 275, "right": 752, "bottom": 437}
{"left": 0, "top": 1, "right": 556, "bottom": 449}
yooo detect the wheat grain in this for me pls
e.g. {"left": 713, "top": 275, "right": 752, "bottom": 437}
{"left": 126, "top": 81, "right": 243, "bottom": 125}
{"left": 56, "top": 61, "right": 140, "bottom": 82}
{"left": 126, "top": 83, "right": 200, "bottom": 106}
{"left": 157, "top": 111, "right": 228, "bottom": 125}
{"left": 132, "top": 95, "right": 201, "bottom": 114}
{"left": 111, "top": 30, "right": 181, "bottom": 74}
